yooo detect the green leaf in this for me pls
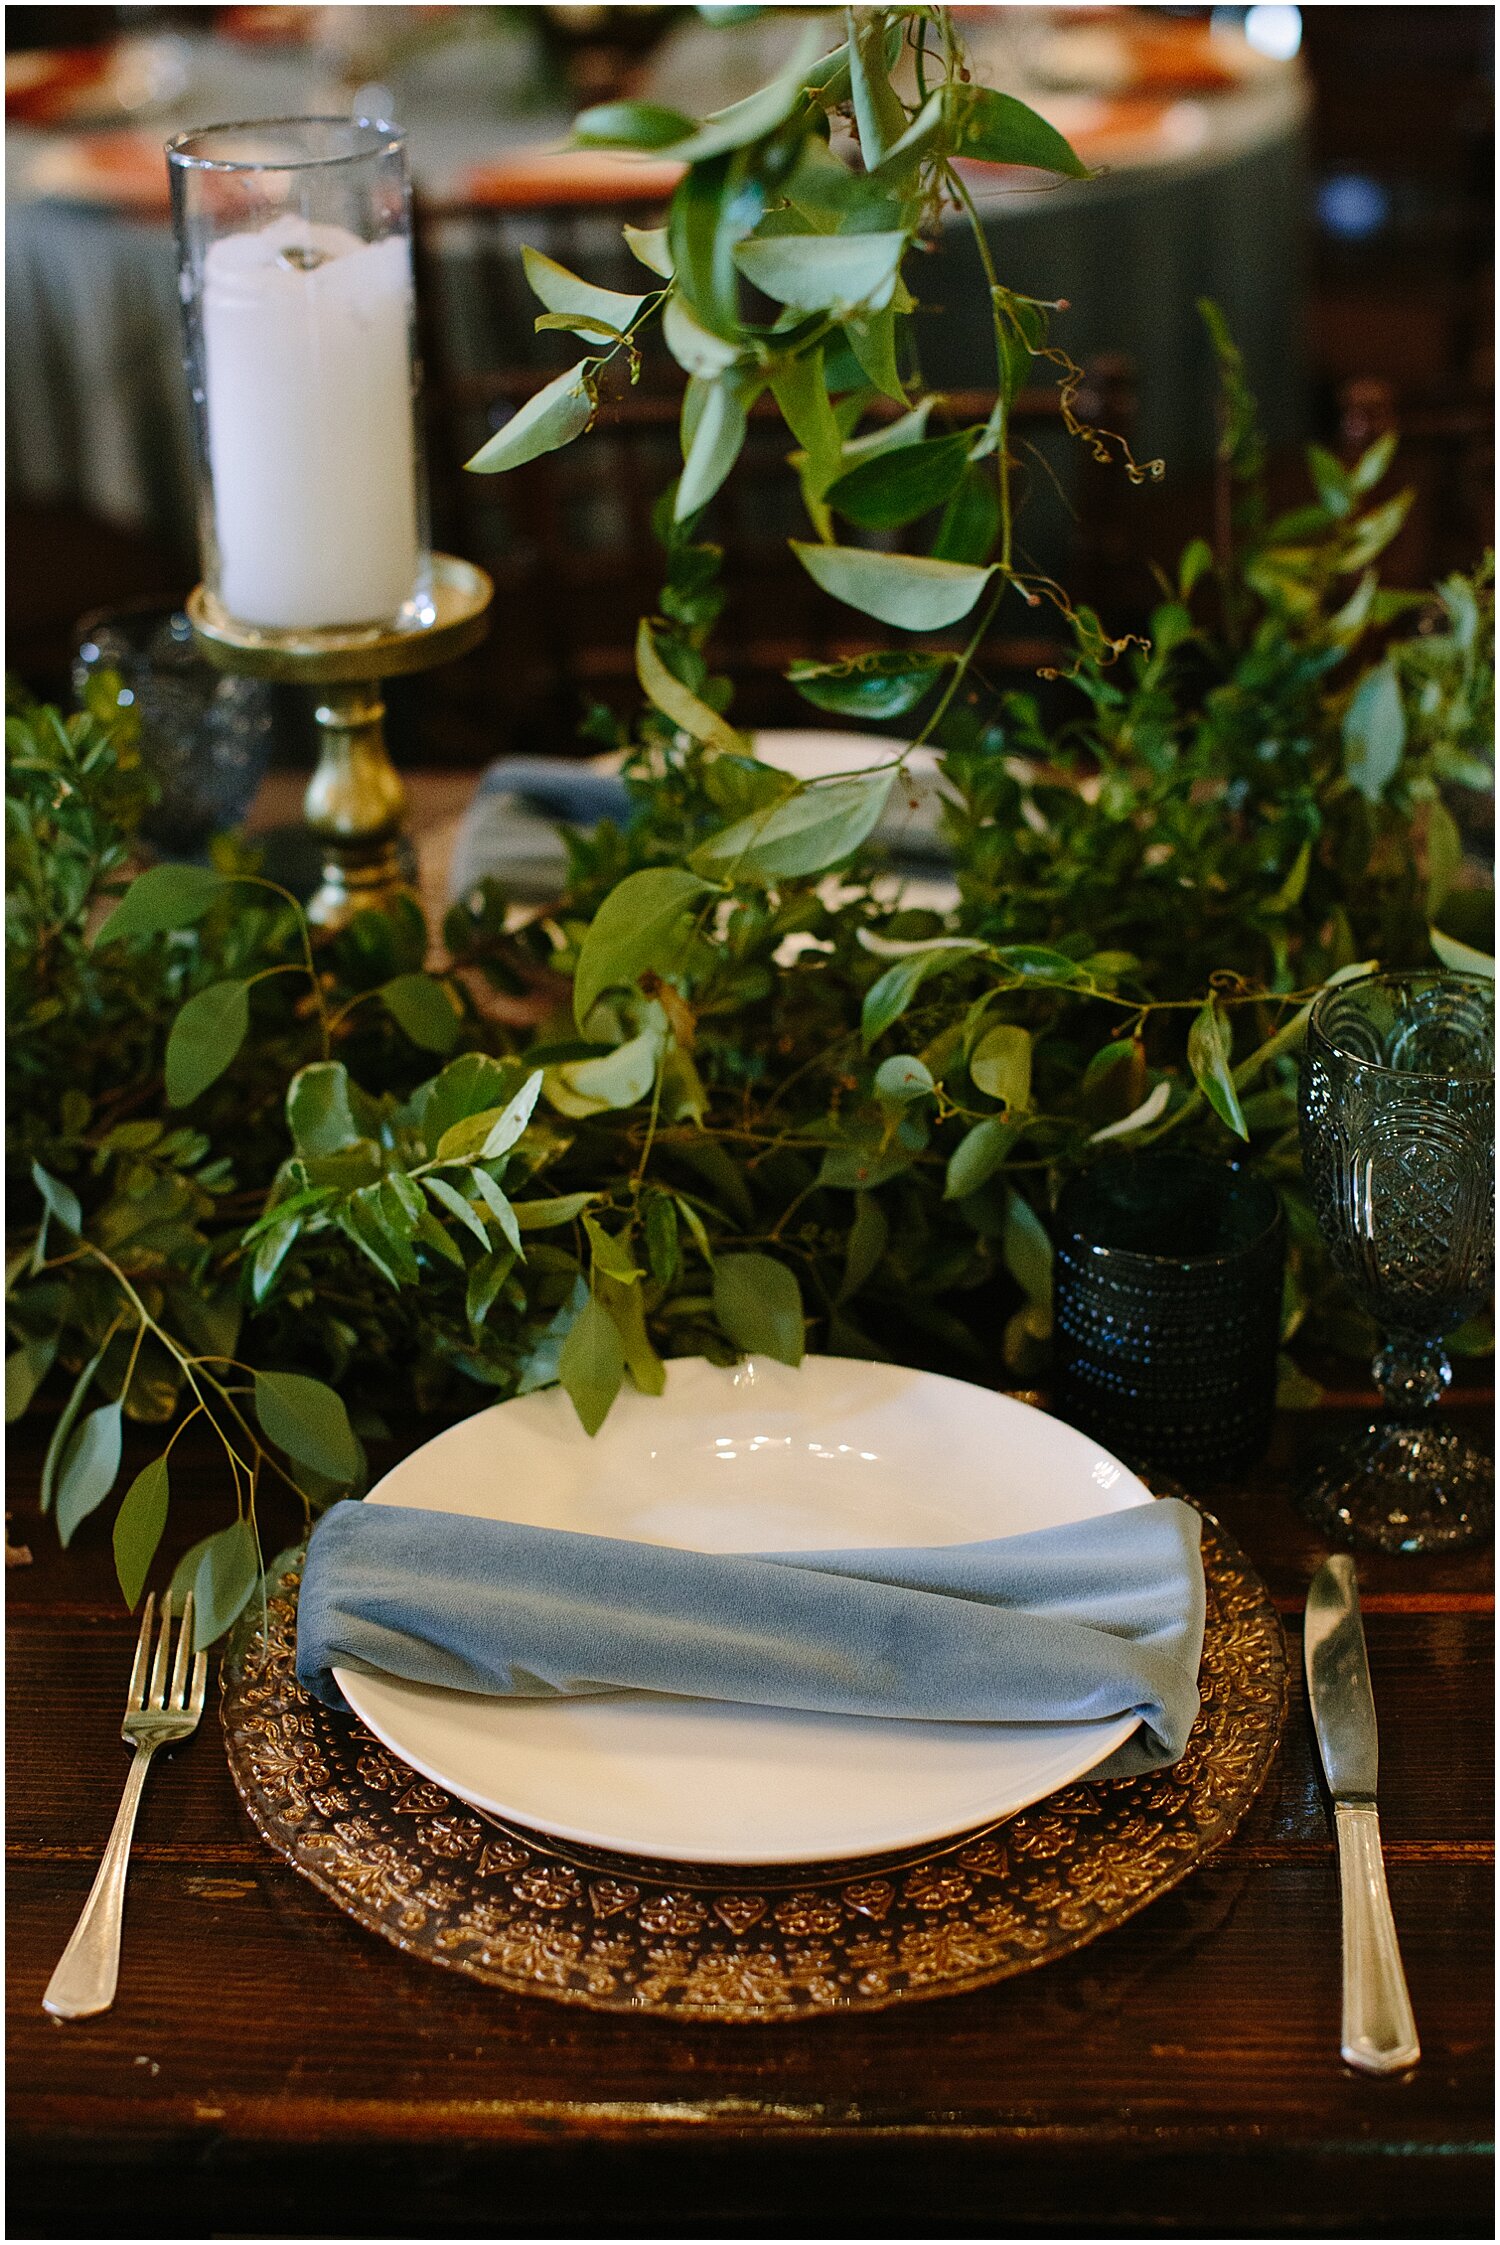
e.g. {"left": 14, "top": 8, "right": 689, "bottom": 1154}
{"left": 598, "top": 1273, "right": 665, "bottom": 1396}
{"left": 56, "top": 1400, "right": 123, "bottom": 1548}
{"left": 843, "top": 304, "right": 907, "bottom": 405}
{"left": 423, "top": 1172, "right": 491, "bottom": 1250}
{"left": 466, "top": 1166, "right": 525, "bottom": 1258}
{"left": 1343, "top": 662, "right": 1406, "bottom": 802}
{"left": 768, "top": 347, "right": 843, "bottom": 492}
{"left": 164, "top": 979, "right": 250, "bottom": 1108}
{"left": 558, "top": 1030, "right": 663, "bottom": 1111}
{"left": 994, "top": 944, "right": 1083, "bottom": 984}
{"left": 944, "top": 1115, "right": 1017, "bottom": 1201}
{"left": 479, "top": 1069, "right": 545, "bottom": 1159}
{"left": 558, "top": 1293, "right": 626, "bottom": 1436}
{"left": 466, "top": 362, "right": 594, "bottom": 474}
{"left": 861, "top": 943, "right": 986, "bottom": 1048}
{"left": 623, "top": 223, "right": 674, "bottom": 277}
{"left": 40, "top": 1339, "right": 111, "bottom": 1514}
{"left": 1003, "top": 1189, "right": 1053, "bottom": 1314}
{"left": 932, "top": 463, "right": 1001, "bottom": 565}
{"left": 112, "top": 1455, "right": 169, "bottom": 1608}
{"left": 286, "top": 1062, "right": 361, "bottom": 1158}
{"left": 734, "top": 231, "right": 906, "bottom": 314}
{"left": 837, "top": 1193, "right": 888, "bottom": 1303}
{"left": 521, "top": 243, "right": 646, "bottom": 332}
{"left": 791, "top": 542, "right": 993, "bottom": 630}
{"left": 380, "top": 973, "right": 461, "bottom": 1054}
{"left": 1187, "top": 998, "right": 1250, "bottom": 1141}
{"left": 873, "top": 1054, "right": 934, "bottom": 1103}
{"left": 644, "top": 1191, "right": 679, "bottom": 1287}
{"left": 787, "top": 650, "right": 948, "bottom": 719}
{"left": 1425, "top": 798, "right": 1464, "bottom": 920}
{"left": 92, "top": 861, "right": 224, "bottom": 947}
{"left": 662, "top": 293, "right": 742, "bottom": 377}
{"left": 970, "top": 1023, "right": 1032, "bottom": 1111}
{"left": 571, "top": 98, "right": 694, "bottom": 149}
{"left": 512, "top": 1192, "right": 597, "bottom": 1231}
{"left": 669, "top": 152, "right": 754, "bottom": 339}
{"left": 466, "top": 1247, "right": 515, "bottom": 1333}
{"left": 713, "top": 1252, "right": 805, "bottom": 1366}
{"left": 420, "top": 1053, "right": 519, "bottom": 1154}
{"left": 691, "top": 770, "right": 895, "bottom": 883}
{"left": 663, "top": 25, "right": 822, "bottom": 161}
{"left": 191, "top": 1517, "right": 259, "bottom": 1648}
{"left": 533, "top": 311, "right": 627, "bottom": 347}
{"left": 953, "top": 86, "right": 1091, "bottom": 177}
{"left": 254, "top": 1369, "right": 359, "bottom": 1485}
{"left": 31, "top": 1158, "right": 81, "bottom": 1235}
{"left": 6, "top": 1334, "right": 56, "bottom": 1423}
{"left": 1350, "top": 432, "right": 1396, "bottom": 494}
{"left": 1088, "top": 1079, "right": 1172, "bottom": 1143}
{"left": 585, "top": 1213, "right": 642, "bottom": 1285}
{"left": 826, "top": 433, "right": 971, "bottom": 531}
{"left": 1179, "top": 537, "right": 1214, "bottom": 598}
{"left": 848, "top": 6, "right": 908, "bottom": 169}
{"left": 1429, "top": 928, "right": 1495, "bottom": 978}
{"left": 875, "top": 86, "right": 949, "bottom": 179}
{"left": 637, "top": 616, "right": 745, "bottom": 753}
{"left": 676, "top": 376, "right": 749, "bottom": 520}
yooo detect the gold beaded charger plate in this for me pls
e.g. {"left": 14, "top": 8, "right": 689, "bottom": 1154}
{"left": 220, "top": 1505, "right": 1286, "bottom": 2022}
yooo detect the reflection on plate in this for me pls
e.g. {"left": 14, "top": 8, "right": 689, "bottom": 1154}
{"left": 335, "top": 1355, "right": 1155, "bottom": 1864}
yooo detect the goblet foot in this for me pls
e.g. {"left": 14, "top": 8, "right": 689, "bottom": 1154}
{"left": 1300, "top": 1418, "right": 1494, "bottom": 1555}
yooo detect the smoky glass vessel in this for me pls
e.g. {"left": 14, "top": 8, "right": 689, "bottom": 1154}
{"left": 1298, "top": 970, "right": 1494, "bottom": 1553}
{"left": 1052, "top": 1154, "right": 1285, "bottom": 1483}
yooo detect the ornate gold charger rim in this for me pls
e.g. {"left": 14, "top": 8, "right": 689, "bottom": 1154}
{"left": 219, "top": 1503, "right": 1287, "bottom": 2022}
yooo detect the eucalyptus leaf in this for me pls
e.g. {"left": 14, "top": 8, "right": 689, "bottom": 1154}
{"left": 598, "top": 1273, "right": 666, "bottom": 1396}
{"left": 623, "top": 223, "right": 674, "bottom": 277}
{"left": 40, "top": 1339, "right": 112, "bottom": 1515}
{"left": 56, "top": 1399, "right": 123, "bottom": 1548}
{"left": 571, "top": 99, "right": 693, "bottom": 150}
{"left": 826, "top": 433, "right": 971, "bottom": 530}
{"left": 662, "top": 293, "right": 741, "bottom": 378}
{"left": 112, "top": 1455, "right": 169, "bottom": 1608}
{"left": 584, "top": 1212, "right": 642, "bottom": 1285}
{"left": 1187, "top": 998, "right": 1250, "bottom": 1140}
{"left": 6, "top": 1334, "right": 56, "bottom": 1423}
{"left": 791, "top": 543, "right": 993, "bottom": 630}
{"left": 521, "top": 243, "right": 646, "bottom": 331}
{"left": 787, "top": 650, "right": 948, "bottom": 719}
{"left": 734, "top": 231, "right": 906, "bottom": 314}
{"left": 381, "top": 972, "right": 461, "bottom": 1054}
{"left": 467, "top": 1165, "right": 525, "bottom": 1257}
{"left": 1343, "top": 662, "right": 1406, "bottom": 801}
{"left": 466, "top": 362, "right": 594, "bottom": 475}
{"left": 557, "top": 1292, "right": 626, "bottom": 1436}
{"left": 637, "top": 616, "right": 745, "bottom": 752}
{"left": 691, "top": 770, "right": 895, "bottom": 883}
{"left": 479, "top": 1069, "right": 545, "bottom": 1160}
{"left": 254, "top": 1369, "right": 359, "bottom": 1485}
{"left": 969, "top": 1023, "right": 1032, "bottom": 1111}
{"left": 713, "top": 1252, "right": 804, "bottom": 1366}
{"left": 953, "top": 86, "right": 1091, "bottom": 177}
{"left": 191, "top": 1517, "right": 260, "bottom": 1648}
{"left": 843, "top": 304, "right": 907, "bottom": 404}
{"left": 862, "top": 943, "right": 985, "bottom": 1048}
{"left": 847, "top": 6, "right": 908, "bottom": 169}
{"left": 31, "top": 1159, "right": 81, "bottom": 1235}
{"left": 675, "top": 375, "right": 749, "bottom": 520}
{"left": 92, "top": 861, "right": 224, "bottom": 947}
{"left": 164, "top": 979, "right": 250, "bottom": 1108}
{"left": 944, "top": 1116, "right": 1017, "bottom": 1200}
{"left": 466, "top": 1247, "right": 516, "bottom": 1333}
{"left": 423, "top": 1172, "right": 490, "bottom": 1250}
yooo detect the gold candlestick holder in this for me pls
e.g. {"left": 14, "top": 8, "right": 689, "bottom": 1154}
{"left": 187, "top": 553, "right": 492, "bottom": 930}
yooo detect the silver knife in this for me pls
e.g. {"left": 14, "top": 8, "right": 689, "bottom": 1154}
{"left": 1304, "top": 1553, "right": 1420, "bottom": 2075}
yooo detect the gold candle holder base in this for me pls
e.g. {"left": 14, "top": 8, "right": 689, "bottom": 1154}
{"left": 187, "top": 554, "right": 493, "bottom": 930}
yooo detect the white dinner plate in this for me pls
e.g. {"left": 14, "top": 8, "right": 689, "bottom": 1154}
{"left": 336, "top": 1355, "right": 1153, "bottom": 1864}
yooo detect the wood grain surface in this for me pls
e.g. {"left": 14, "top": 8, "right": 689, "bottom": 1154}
{"left": 7, "top": 1400, "right": 1493, "bottom": 2240}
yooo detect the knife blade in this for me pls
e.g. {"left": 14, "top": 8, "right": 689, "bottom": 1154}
{"left": 1304, "top": 1554, "right": 1420, "bottom": 2075}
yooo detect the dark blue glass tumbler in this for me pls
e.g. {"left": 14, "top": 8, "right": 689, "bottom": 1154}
{"left": 1052, "top": 1154, "right": 1285, "bottom": 1483}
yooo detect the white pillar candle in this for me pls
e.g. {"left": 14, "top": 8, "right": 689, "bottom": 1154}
{"left": 201, "top": 214, "right": 420, "bottom": 631}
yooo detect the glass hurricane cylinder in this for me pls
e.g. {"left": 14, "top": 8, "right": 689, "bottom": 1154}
{"left": 168, "top": 117, "right": 429, "bottom": 638}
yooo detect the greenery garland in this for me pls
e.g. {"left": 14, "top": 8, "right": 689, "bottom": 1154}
{"left": 6, "top": 6, "right": 1493, "bottom": 1645}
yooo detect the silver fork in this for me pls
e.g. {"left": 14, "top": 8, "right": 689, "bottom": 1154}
{"left": 43, "top": 1592, "right": 208, "bottom": 2021}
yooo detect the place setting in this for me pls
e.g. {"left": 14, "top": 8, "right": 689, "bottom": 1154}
{"left": 6, "top": 5, "right": 1492, "bottom": 2237}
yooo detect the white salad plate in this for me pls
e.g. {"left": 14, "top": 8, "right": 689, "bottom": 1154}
{"left": 336, "top": 1354, "right": 1152, "bottom": 1865}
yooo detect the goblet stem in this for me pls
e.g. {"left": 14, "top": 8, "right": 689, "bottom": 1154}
{"left": 1372, "top": 1332, "right": 1452, "bottom": 1417}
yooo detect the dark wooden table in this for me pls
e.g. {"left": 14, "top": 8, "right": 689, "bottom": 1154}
{"left": 8, "top": 1398, "right": 1493, "bottom": 2240}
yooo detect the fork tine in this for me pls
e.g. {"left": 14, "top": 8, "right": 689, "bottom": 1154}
{"left": 126, "top": 1595, "right": 156, "bottom": 1713}
{"left": 170, "top": 1593, "right": 195, "bottom": 1707}
{"left": 147, "top": 1597, "right": 173, "bottom": 1708}
{"left": 189, "top": 1650, "right": 209, "bottom": 1723}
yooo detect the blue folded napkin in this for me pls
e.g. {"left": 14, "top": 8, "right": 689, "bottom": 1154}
{"left": 296, "top": 1496, "right": 1206, "bottom": 1780}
